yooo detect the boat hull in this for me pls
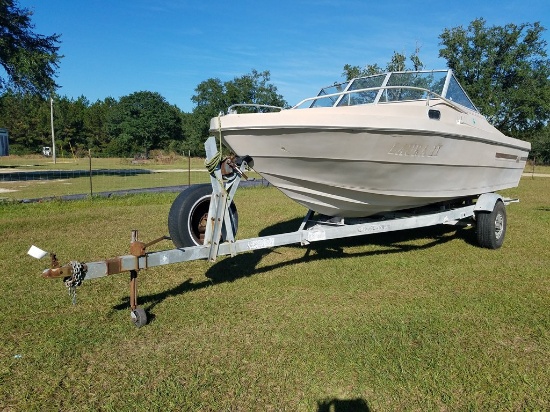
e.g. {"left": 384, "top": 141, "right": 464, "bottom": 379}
{"left": 212, "top": 104, "right": 530, "bottom": 217}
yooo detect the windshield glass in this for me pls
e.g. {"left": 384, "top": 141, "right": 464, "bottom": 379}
{"left": 309, "top": 83, "right": 346, "bottom": 108}
{"left": 380, "top": 71, "right": 447, "bottom": 102}
{"left": 445, "top": 74, "right": 477, "bottom": 111}
{"left": 336, "top": 74, "right": 386, "bottom": 106}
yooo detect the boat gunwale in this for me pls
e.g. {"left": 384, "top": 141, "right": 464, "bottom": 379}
{"left": 217, "top": 123, "right": 531, "bottom": 152}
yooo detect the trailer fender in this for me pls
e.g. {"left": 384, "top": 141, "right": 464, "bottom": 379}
{"left": 474, "top": 193, "right": 503, "bottom": 212}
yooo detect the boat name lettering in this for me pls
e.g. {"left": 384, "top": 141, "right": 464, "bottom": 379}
{"left": 248, "top": 238, "right": 275, "bottom": 250}
{"left": 358, "top": 223, "right": 390, "bottom": 233}
{"left": 388, "top": 143, "right": 442, "bottom": 157}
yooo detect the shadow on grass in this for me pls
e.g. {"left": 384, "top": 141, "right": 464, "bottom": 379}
{"left": 317, "top": 398, "right": 371, "bottom": 412}
{"left": 206, "top": 217, "right": 476, "bottom": 282}
{"left": 112, "top": 216, "right": 476, "bottom": 315}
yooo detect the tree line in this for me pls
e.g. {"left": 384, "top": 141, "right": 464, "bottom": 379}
{"left": 1, "top": 0, "right": 549, "bottom": 162}
{"left": 0, "top": 70, "right": 287, "bottom": 157}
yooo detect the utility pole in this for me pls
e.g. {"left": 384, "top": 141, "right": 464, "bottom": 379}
{"left": 50, "top": 96, "right": 56, "bottom": 164}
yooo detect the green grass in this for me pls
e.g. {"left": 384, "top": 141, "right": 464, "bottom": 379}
{"left": 0, "top": 177, "right": 548, "bottom": 410}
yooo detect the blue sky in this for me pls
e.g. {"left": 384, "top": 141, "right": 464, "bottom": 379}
{"left": 20, "top": 0, "right": 550, "bottom": 112}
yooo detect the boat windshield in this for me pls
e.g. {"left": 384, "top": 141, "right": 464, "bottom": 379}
{"left": 445, "top": 75, "right": 477, "bottom": 111}
{"left": 310, "top": 82, "right": 347, "bottom": 107}
{"left": 303, "top": 70, "right": 478, "bottom": 112}
{"left": 379, "top": 71, "right": 447, "bottom": 102}
{"left": 335, "top": 74, "right": 386, "bottom": 106}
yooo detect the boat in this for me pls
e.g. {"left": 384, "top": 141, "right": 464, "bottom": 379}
{"left": 39, "top": 74, "right": 530, "bottom": 324}
{"left": 209, "top": 69, "right": 531, "bottom": 218}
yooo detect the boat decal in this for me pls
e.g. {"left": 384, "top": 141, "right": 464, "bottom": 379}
{"left": 388, "top": 143, "right": 442, "bottom": 157}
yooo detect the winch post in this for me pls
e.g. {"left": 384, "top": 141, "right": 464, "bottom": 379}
{"left": 203, "top": 136, "right": 244, "bottom": 261}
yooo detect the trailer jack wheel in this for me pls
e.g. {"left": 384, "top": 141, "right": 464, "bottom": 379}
{"left": 131, "top": 307, "right": 147, "bottom": 328}
{"left": 128, "top": 268, "right": 147, "bottom": 327}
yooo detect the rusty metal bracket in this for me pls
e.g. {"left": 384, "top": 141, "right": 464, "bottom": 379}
{"left": 130, "top": 241, "right": 146, "bottom": 257}
{"left": 130, "top": 231, "right": 169, "bottom": 257}
{"left": 105, "top": 258, "right": 123, "bottom": 275}
{"left": 221, "top": 155, "right": 249, "bottom": 180}
{"left": 42, "top": 264, "right": 73, "bottom": 279}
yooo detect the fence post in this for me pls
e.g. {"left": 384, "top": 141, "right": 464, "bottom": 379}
{"left": 188, "top": 150, "right": 191, "bottom": 186}
{"left": 89, "top": 149, "right": 93, "bottom": 197}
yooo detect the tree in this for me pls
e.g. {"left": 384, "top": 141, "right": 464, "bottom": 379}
{"left": 189, "top": 70, "right": 287, "bottom": 155}
{"left": 530, "top": 125, "right": 550, "bottom": 164}
{"left": 52, "top": 95, "right": 90, "bottom": 156}
{"left": 106, "top": 91, "right": 182, "bottom": 157}
{"left": 439, "top": 18, "right": 550, "bottom": 138}
{"left": 84, "top": 97, "right": 115, "bottom": 154}
{"left": 342, "top": 48, "right": 424, "bottom": 81}
{"left": 0, "top": 0, "right": 62, "bottom": 96}
{"left": 0, "top": 90, "right": 50, "bottom": 153}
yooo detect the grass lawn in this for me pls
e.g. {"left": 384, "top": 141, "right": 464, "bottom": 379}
{"left": 0, "top": 176, "right": 548, "bottom": 410}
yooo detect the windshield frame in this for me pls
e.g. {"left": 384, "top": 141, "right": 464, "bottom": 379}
{"left": 296, "top": 70, "right": 478, "bottom": 112}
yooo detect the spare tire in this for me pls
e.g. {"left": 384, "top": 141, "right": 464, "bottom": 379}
{"left": 168, "top": 184, "right": 238, "bottom": 248}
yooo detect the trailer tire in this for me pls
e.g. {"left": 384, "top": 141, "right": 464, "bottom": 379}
{"left": 168, "top": 184, "right": 238, "bottom": 248}
{"left": 476, "top": 200, "right": 506, "bottom": 249}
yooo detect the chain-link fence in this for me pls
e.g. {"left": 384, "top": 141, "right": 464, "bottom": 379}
{"left": 0, "top": 152, "right": 219, "bottom": 202}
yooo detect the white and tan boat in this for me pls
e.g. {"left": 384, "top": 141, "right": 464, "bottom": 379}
{"left": 210, "top": 70, "right": 530, "bottom": 217}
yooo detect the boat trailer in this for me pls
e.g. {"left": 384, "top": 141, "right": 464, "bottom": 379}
{"left": 37, "top": 137, "right": 517, "bottom": 327}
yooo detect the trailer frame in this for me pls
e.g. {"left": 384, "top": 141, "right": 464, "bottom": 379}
{"left": 41, "top": 136, "right": 516, "bottom": 327}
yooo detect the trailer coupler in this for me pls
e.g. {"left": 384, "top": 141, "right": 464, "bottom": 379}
{"left": 40, "top": 230, "right": 170, "bottom": 326}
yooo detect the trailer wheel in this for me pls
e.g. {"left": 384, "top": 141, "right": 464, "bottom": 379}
{"left": 476, "top": 200, "right": 506, "bottom": 249}
{"left": 168, "top": 184, "right": 238, "bottom": 248}
{"left": 131, "top": 307, "right": 147, "bottom": 328}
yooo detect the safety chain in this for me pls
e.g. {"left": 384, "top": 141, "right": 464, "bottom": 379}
{"left": 64, "top": 261, "right": 86, "bottom": 305}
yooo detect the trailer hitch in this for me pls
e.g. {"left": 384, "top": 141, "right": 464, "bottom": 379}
{"left": 41, "top": 253, "right": 78, "bottom": 280}
{"left": 39, "top": 230, "right": 171, "bottom": 326}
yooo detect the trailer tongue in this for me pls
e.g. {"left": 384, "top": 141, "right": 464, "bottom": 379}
{"left": 38, "top": 137, "right": 515, "bottom": 327}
